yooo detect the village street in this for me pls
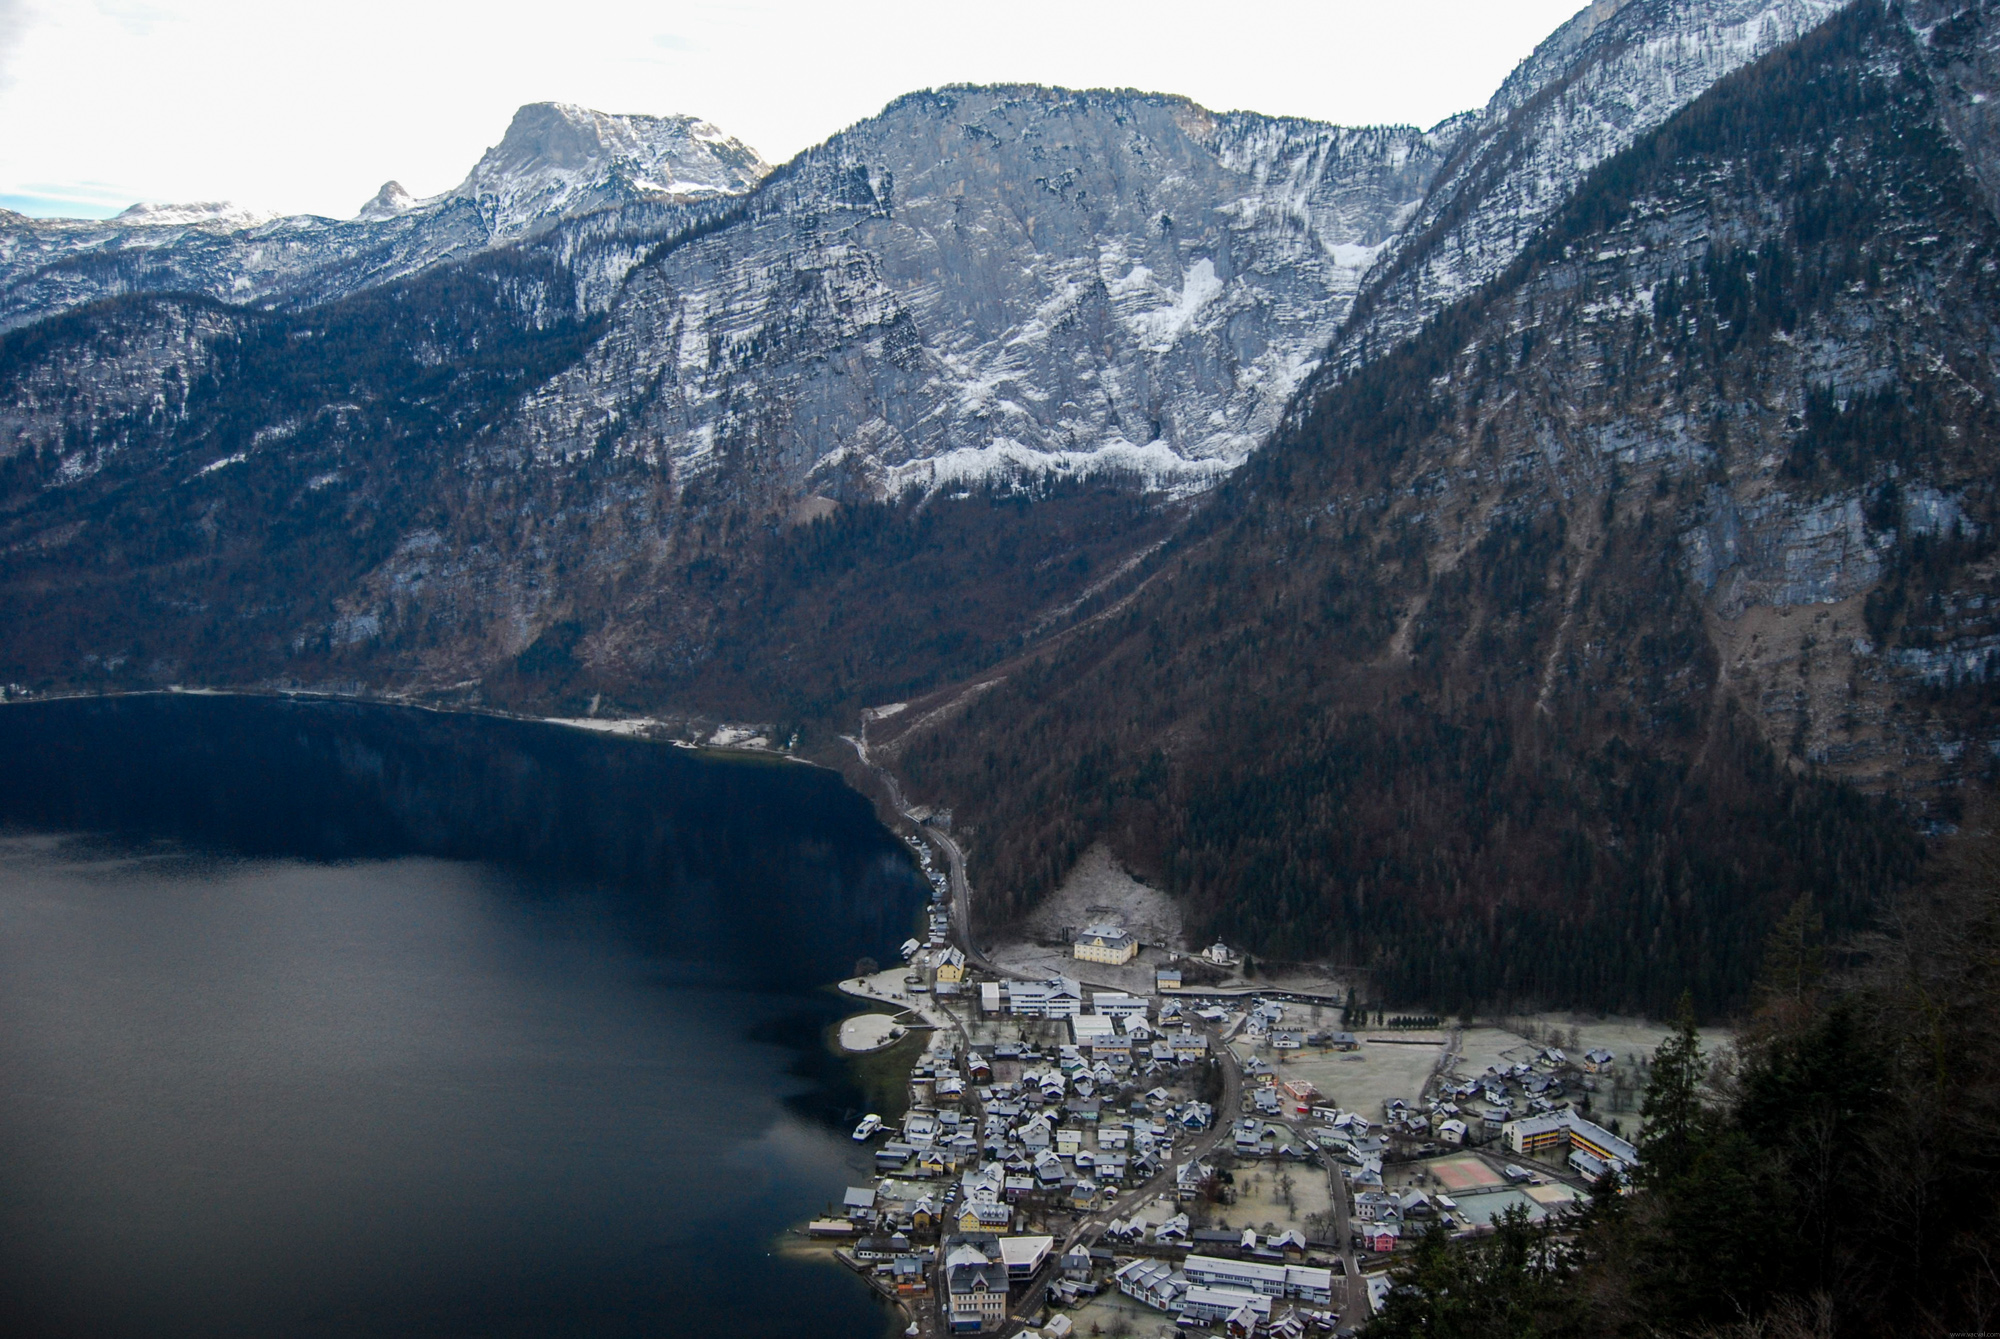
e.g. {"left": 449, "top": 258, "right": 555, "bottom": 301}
{"left": 988, "top": 1017, "right": 1249, "bottom": 1327}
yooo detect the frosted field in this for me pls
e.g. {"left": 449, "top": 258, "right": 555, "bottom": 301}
{"left": 1453, "top": 1026, "right": 1552, "bottom": 1078}
{"left": 1472, "top": 1016, "right": 1737, "bottom": 1068}
{"left": 1249, "top": 1037, "right": 1449, "bottom": 1121}
{"left": 836, "top": 1012, "right": 906, "bottom": 1053}
{"left": 1060, "top": 1284, "right": 1174, "bottom": 1339}
{"left": 1214, "top": 1160, "right": 1336, "bottom": 1237}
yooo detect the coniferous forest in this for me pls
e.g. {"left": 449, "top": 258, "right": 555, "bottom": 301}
{"left": 1367, "top": 812, "right": 2000, "bottom": 1336}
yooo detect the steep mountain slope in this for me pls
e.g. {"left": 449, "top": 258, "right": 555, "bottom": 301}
{"left": 0, "top": 255, "right": 603, "bottom": 694}
{"left": 509, "top": 88, "right": 1452, "bottom": 497}
{"left": 1327, "top": 0, "right": 1845, "bottom": 375}
{"left": 0, "top": 103, "right": 767, "bottom": 333}
{"left": 0, "top": 90, "right": 1456, "bottom": 710}
{"left": 0, "top": 0, "right": 1832, "bottom": 716}
{"left": 889, "top": 0, "right": 1999, "bottom": 1012}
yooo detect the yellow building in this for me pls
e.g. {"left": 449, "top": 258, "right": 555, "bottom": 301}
{"left": 1072, "top": 923, "right": 1137, "bottom": 965}
{"left": 957, "top": 1199, "right": 1012, "bottom": 1232}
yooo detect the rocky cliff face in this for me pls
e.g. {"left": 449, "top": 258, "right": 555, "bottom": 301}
{"left": 1325, "top": 0, "right": 1847, "bottom": 377}
{"left": 507, "top": 88, "right": 1454, "bottom": 498}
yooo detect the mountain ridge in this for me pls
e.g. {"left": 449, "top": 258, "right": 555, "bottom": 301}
{"left": 0, "top": 101, "right": 768, "bottom": 335}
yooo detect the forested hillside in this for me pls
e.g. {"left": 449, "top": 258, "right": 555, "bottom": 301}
{"left": 0, "top": 255, "right": 601, "bottom": 687}
{"left": 1366, "top": 810, "right": 2000, "bottom": 1335}
{"left": 891, "top": 0, "right": 1998, "bottom": 1014}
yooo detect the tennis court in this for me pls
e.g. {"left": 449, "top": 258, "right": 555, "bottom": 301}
{"left": 1428, "top": 1155, "right": 1505, "bottom": 1192}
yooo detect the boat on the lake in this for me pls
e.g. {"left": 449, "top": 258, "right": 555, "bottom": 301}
{"left": 852, "top": 1114, "right": 882, "bottom": 1141}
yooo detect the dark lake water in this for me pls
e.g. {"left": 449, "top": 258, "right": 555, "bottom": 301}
{"left": 0, "top": 694, "right": 924, "bottom": 1338}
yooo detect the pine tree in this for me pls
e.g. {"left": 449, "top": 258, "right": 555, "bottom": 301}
{"left": 1638, "top": 992, "right": 1707, "bottom": 1188}
{"left": 1368, "top": 1211, "right": 1576, "bottom": 1337}
{"left": 1757, "top": 893, "right": 1825, "bottom": 1012}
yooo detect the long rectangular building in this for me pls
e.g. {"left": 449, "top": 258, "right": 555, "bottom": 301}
{"left": 1182, "top": 1255, "right": 1333, "bottom": 1303}
{"left": 1180, "top": 1286, "right": 1272, "bottom": 1324}
{"left": 1501, "top": 1110, "right": 1639, "bottom": 1172}
{"left": 1185, "top": 1255, "right": 1286, "bottom": 1296}
{"left": 1006, "top": 977, "right": 1084, "bottom": 1018}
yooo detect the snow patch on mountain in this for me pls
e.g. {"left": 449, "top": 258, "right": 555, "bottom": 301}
{"left": 505, "top": 87, "right": 1455, "bottom": 501}
{"left": 1120, "top": 258, "right": 1225, "bottom": 351}
{"left": 883, "top": 434, "right": 1237, "bottom": 497}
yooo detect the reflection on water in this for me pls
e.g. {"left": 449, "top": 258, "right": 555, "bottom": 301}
{"left": 0, "top": 696, "right": 922, "bottom": 1338}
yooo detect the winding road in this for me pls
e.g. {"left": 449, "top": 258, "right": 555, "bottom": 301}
{"left": 843, "top": 721, "right": 985, "bottom": 969}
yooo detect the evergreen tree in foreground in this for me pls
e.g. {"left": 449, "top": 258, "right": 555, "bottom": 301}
{"left": 1636, "top": 992, "right": 1706, "bottom": 1189}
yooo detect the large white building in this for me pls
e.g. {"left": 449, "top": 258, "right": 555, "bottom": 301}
{"left": 1180, "top": 1286, "right": 1273, "bottom": 1325}
{"left": 945, "top": 1243, "right": 1007, "bottom": 1332}
{"left": 1007, "top": 977, "right": 1084, "bottom": 1018}
{"left": 1183, "top": 1255, "right": 1334, "bottom": 1305}
{"left": 1091, "top": 991, "right": 1149, "bottom": 1018}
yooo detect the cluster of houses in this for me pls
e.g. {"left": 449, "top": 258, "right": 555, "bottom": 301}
{"left": 1307, "top": 1111, "right": 1392, "bottom": 1200}
{"left": 1229, "top": 997, "right": 1358, "bottom": 1055}
{"left": 1425, "top": 1046, "right": 1615, "bottom": 1141}
{"left": 1228, "top": 1113, "right": 1317, "bottom": 1162}
{"left": 970, "top": 978, "right": 1216, "bottom": 1078}
{"left": 900, "top": 834, "right": 954, "bottom": 951}
{"left": 826, "top": 971, "right": 1243, "bottom": 1332}
{"left": 1347, "top": 1185, "right": 1447, "bottom": 1254}
{"left": 1111, "top": 1248, "right": 1338, "bottom": 1336}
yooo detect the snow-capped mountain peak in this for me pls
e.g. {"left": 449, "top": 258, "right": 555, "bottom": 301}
{"left": 446, "top": 101, "right": 770, "bottom": 240}
{"left": 111, "top": 200, "right": 283, "bottom": 230}
{"left": 355, "top": 180, "right": 417, "bottom": 221}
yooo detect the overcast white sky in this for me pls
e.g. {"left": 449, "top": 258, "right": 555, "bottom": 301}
{"left": 0, "top": 0, "right": 1589, "bottom": 220}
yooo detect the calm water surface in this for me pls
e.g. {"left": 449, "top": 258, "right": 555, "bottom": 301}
{"left": 0, "top": 696, "right": 922, "bottom": 1338}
